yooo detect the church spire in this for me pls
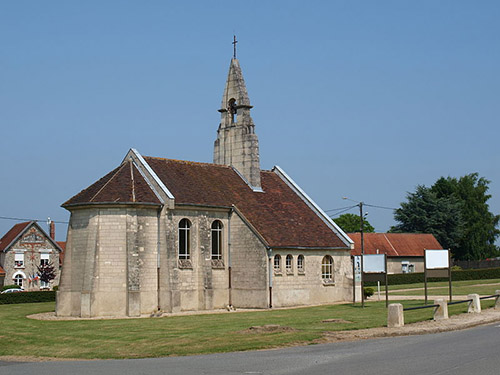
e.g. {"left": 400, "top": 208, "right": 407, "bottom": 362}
{"left": 214, "top": 39, "right": 262, "bottom": 190}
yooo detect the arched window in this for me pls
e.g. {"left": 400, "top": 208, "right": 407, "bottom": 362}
{"left": 14, "top": 274, "right": 24, "bottom": 288}
{"left": 178, "top": 219, "right": 191, "bottom": 260}
{"left": 228, "top": 98, "right": 237, "bottom": 123}
{"left": 274, "top": 254, "right": 281, "bottom": 272}
{"left": 285, "top": 254, "right": 293, "bottom": 273}
{"left": 297, "top": 254, "right": 305, "bottom": 273}
{"left": 321, "top": 256, "right": 334, "bottom": 281}
{"left": 211, "top": 220, "right": 223, "bottom": 260}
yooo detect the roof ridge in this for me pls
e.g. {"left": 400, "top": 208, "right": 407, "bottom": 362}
{"left": 383, "top": 233, "right": 399, "bottom": 256}
{"left": 90, "top": 162, "right": 128, "bottom": 202}
{"left": 144, "top": 156, "right": 233, "bottom": 168}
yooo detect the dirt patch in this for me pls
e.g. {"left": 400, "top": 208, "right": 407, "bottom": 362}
{"left": 240, "top": 324, "right": 296, "bottom": 334}
{"left": 322, "top": 319, "right": 352, "bottom": 324}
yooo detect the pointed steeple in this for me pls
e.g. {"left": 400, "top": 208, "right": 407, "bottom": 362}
{"left": 214, "top": 53, "right": 261, "bottom": 190}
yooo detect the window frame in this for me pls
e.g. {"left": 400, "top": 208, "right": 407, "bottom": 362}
{"left": 14, "top": 253, "right": 24, "bottom": 268}
{"left": 273, "top": 254, "right": 282, "bottom": 273}
{"left": 297, "top": 254, "right": 305, "bottom": 274}
{"left": 321, "top": 255, "right": 334, "bottom": 282}
{"left": 13, "top": 274, "right": 24, "bottom": 288}
{"left": 285, "top": 254, "right": 293, "bottom": 274}
{"left": 211, "top": 220, "right": 223, "bottom": 260}
{"left": 178, "top": 219, "right": 191, "bottom": 260}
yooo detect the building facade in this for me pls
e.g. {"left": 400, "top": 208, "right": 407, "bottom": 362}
{"left": 0, "top": 221, "right": 63, "bottom": 290}
{"left": 56, "top": 57, "right": 354, "bottom": 318}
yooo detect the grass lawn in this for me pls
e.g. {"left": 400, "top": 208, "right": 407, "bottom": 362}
{"left": 0, "top": 299, "right": 495, "bottom": 360}
{"left": 383, "top": 279, "right": 500, "bottom": 297}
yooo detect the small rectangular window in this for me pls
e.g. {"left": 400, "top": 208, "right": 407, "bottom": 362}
{"left": 14, "top": 253, "right": 24, "bottom": 268}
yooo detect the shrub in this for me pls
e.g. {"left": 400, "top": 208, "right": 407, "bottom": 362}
{"left": 52, "top": 285, "right": 59, "bottom": 292}
{"left": 0, "top": 291, "right": 56, "bottom": 305}
{"left": 363, "top": 287, "right": 375, "bottom": 299}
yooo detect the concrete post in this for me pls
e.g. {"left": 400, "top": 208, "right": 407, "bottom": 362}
{"left": 387, "top": 303, "right": 404, "bottom": 328}
{"left": 495, "top": 290, "right": 500, "bottom": 310}
{"left": 467, "top": 294, "right": 481, "bottom": 313}
{"left": 433, "top": 299, "right": 448, "bottom": 321}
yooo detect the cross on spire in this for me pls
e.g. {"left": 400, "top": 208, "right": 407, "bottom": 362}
{"left": 232, "top": 35, "right": 238, "bottom": 59}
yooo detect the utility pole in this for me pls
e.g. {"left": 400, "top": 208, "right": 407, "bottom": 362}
{"left": 359, "top": 201, "right": 365, "bottom": 308}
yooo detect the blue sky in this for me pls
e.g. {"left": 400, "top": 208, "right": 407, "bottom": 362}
{"left": 1, "top": 1, "right": 499, "bottom": 241}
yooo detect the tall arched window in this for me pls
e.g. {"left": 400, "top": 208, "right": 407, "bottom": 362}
{"left": 211, "top": 220, "right": 223, "bottom": 260}
{"left": 14, "top": 274, "right": 24, "bottom": 288}
{"left": 178, "top": 219, "right": 191, "bottom": 260}
{"left": 321, "top": 255, "right": 334, "bottom": 281}
{"left": 274, "top": 254, "right": 281, "bottom": 272}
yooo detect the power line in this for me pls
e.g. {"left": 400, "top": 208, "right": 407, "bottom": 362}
{"left": 324, "top": 205, "right": 358, "bottom": 213}
{"left": 328, "top": 205, "right": 358, "bottom": 217}
{"left": 0, "top": 216, "right": 69, "bottom": 224}
{"left": 363, "top": 203, "right": 397, "bottom": 211}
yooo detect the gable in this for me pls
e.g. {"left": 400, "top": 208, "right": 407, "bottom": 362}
{"left": 0, "top": 221, "right": 63, "bottom": 253}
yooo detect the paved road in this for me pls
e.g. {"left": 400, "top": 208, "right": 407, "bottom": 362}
{"left": 2, "top": 323, "right": 499, "bottom": 375}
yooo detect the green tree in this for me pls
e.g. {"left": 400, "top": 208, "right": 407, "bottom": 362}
{"left": 390, "top": 185, "right": 463, "bottom": 252}
{"left": 333, "top": 213, "right": 375, "bottom": 233}
{"left": 391, "top": 174, "right": 500, "bottom": 261}
{"left": 431, "top": 173, "right": 500, "bottom": 260}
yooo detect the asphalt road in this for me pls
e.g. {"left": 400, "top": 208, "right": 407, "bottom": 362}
{"left": 2, "top": 323, "right": 499, "bottom": 375}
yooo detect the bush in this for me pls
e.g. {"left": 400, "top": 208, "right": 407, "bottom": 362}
{"left": 52, "top": 285, "right": 59, "bottom": 292}
{"left": 0, "top": 291, "right": 56, "bottom": 305}
{"left": 363, "top": 287, "right": 375, "bottom": 299}
{"left": 2, "top": 284, "right": 21, "bottom": 291}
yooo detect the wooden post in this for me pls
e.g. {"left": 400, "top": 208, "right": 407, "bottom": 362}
{"left": 385, "top": 254, "right": 389, "bottom": 308}
{"left": 352, "top": 256, "right": 356, "bottom": 305}
{"left": 424, "top": 251, "right": 428, "bottom": 305}
{"left": 448, "top": 249, "right": 452, "bottom": 302}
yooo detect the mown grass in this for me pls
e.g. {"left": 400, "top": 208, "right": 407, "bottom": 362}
{"left": 0, "top": 299, "right": 495, "bottom": 360}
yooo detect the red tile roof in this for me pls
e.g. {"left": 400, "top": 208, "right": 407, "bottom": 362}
{"left": 57, "top": 241, "right": 66, "bottom": 267}
{"left": 146, "top": 157, "right": 347, "bottom": 248}
{"left": 0, "top": 265, "right": 5, "bottom": 276}
{"left": 0, "top": 221, "right": 32, "bottom": 251}
{"left": 64, "top": 156, "right": 347, "bottom": 249}
{"left": 63, "top": 161, "right": 161, "bottom": 207}
{"left": 349, "top": 233, "right": 443, "bottom": 257}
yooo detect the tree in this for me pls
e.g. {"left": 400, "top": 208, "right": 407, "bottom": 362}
{"left": 390, "top": 185, "right": 463, "bottom": 252}
{"left": 37, "top": 262, "right": 57, "bottom": 286}
{"left": 431, "top": 173, "right": 500, "bottom": 260}
{"left": 333, "top": 213, "right": 375, "bottom": 233}
{"left": 391, "top": 174, "right": 500, "bottom": 261}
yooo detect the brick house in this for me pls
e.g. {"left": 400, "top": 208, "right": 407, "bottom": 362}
{"left": 0, "top": 221, "right": 63, "bottom": 290}
{"left": 56, "top": 56, "right": 355, "bottom": 318}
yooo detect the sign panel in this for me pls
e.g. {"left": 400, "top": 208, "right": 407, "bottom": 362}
{"left": 362, "top": 254, "right": 386, "bottom": 273}
{"left": 425, "top": 249, "right": 449, "bottom": 269}
{"left": 354, "top": 255, "right": 361, "bottom": 282}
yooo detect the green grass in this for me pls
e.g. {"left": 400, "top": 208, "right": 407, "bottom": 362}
{"left": 0, "top": 299, "right": 496, "bottom": 360}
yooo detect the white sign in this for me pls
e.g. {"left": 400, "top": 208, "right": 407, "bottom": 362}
{"left": 363, "top": 254, "right": 386, "bottom": 273}
{"left": 354, "top": 256, "right": 361, "bottom": 282}
{"left": 425, "top": 249, "right": 449, "bottom": 269}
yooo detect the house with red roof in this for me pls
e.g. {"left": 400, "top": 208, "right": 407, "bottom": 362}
{"left": 349, "top": 233, "right": 443, "bottom": 274}
{"left": 56, "top": 56, "right": 354, "bottom": 318}
{"left": 0, "top": 221, "right": 63, "bottom": 290}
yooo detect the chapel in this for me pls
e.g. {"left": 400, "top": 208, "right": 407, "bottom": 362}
{"left": 56, "top": 53, "right": 354, "bottom": 318}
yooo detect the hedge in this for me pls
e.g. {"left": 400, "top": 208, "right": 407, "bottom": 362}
{"left": 365, "top": 267, "right": 500, "bottom": 286}
{"left": 0, "top": 291, "right": 56, "bottom": 305}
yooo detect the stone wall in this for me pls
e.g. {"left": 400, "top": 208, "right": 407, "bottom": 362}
{"left": 271, "top": 249, "right": 353, "bottom": 307}
{"left": 56, "top": 206, "right": 159, "bottom": 317}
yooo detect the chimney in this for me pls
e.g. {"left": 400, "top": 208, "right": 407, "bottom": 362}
{"left": 49, "top": 220, "right": 55, "bottom": 240}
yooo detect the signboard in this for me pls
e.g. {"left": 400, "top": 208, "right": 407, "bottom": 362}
{"left": 425, "top": 249, "right": 449, "bottom": 269}
{"left": 362, "top": 254, "right": 386, "bottom": 273}
{"left": 354, "top": 255, "right": 361, "bottom": 282}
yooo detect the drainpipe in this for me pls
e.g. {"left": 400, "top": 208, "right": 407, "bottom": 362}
{"left": 157, "top": 209, "right": 161, "bottom": 311}
{"left": 228, "top": 208, "right": 233, "bottom": 307}
{"left": 267, "top": 248, "right": 273, "bottom": 308}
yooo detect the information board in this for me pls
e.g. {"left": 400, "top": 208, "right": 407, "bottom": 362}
{"left": 362, "top": 254, "right": 386, "bottom": 273}
{"left": 425, "top": 249, "right": 449, "bottom": 269}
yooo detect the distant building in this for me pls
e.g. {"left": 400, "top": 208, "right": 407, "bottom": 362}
{"left": 349, "top": 233, "right": 443, "bottom": 274}
{"left": 0, "top": 221, "right": 63, "bottom": 289}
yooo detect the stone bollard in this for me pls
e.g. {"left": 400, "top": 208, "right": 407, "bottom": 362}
{"left": 467, "top": 294, "right": 481, "bottom": 313}
{"left": 433, "top": 299, "right": 448, "bottom": 321}
{"left": 495, "top": 290, "right": 500, "bottom": 310}
{"left": 387, "top": 303, "right": 404, "bottom": 328}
